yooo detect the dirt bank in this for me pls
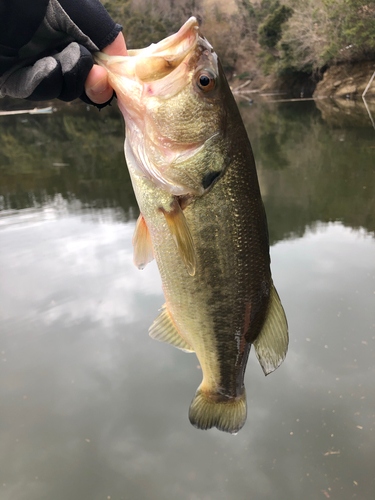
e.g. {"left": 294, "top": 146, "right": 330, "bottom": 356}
{"left": 232, "top": 60, "right": 375, "bottom": 99}
{"left": 313, "top": 61, "right": 375, "bottom": 98}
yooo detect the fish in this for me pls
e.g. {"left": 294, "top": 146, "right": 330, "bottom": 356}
{"left": 94, "top": 17, "right": 288, "bottom": 434}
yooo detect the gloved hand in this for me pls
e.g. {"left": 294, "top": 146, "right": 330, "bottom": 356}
{"left": 0, "top": 0, "right": 127, "bottom": 107}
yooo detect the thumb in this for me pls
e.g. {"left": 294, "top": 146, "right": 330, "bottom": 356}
{"left": 84, "top": 32, "right": 127, "bottom": 104}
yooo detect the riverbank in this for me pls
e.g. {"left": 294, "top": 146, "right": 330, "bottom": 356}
{"left": 313, "top": 61, "right": 375, "bottom": 98}
{"left": 232, "top": 60, "right": 375, "bottom": 100}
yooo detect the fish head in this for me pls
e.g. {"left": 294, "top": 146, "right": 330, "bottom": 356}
{"left": 94, "top": 18, "right": 232, "bottom": 196}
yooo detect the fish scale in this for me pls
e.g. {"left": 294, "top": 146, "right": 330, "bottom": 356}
{"left": 95, "top": 17, "right": 288, "bottom": 433}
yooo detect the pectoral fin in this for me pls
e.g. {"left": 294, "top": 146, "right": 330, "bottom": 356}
{"left": 253, "top": 283, "right": 288, "bottom": 375}
{"left": 132, "top": 214, "right": 154, "bottom": 270}
{"left": 149, "top": 304, "right": 194, "bottom": 353}
{"left": 160, "top": 198, "right": 196, "bottom": 276}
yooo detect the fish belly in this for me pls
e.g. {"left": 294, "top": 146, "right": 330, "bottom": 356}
{"left": 131, "top": 152, "right": 271, "bottom": 400}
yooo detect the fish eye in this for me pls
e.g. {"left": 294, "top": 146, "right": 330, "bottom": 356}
{"left": 196, "top": 70, "right": 216, "bottom": 92}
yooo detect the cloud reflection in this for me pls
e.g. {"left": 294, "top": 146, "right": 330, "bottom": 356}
{"left": 0, "top": 215, "right": 374, "bottom": 500}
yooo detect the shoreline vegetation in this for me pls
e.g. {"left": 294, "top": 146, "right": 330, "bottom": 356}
{"left": 102, "top": 0, "right": 375, "bottom": 98}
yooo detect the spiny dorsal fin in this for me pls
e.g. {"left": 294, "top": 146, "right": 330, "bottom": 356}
{"left": 149, "top": 304, "right": 195, "bottom": 353}
{"left": 160, "top": 198, "right": 196, "bottom": 276}
{"left": 132, "top": 214, "right": 154, "bottom": 270}
{"left": 253, "top": 282, "right": 288, "bottom": 376}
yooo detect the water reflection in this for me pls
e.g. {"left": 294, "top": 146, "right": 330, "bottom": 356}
{"left": 240, "top": 100, "right": 375, "bottom": 241}
{"left": 1, "top": 100, "right": 374, "bottom": 240}
{"left": 315, "top": 96, "right": 375, "bottom": 129}
{"left": 0, "top": 104, "right": 137, "bottom": 218}
{"left": 0, "top": 99, "right": 374, "bottom": 500}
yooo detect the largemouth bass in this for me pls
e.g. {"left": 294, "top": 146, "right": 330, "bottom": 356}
{"left": 95, "top": 17, "right": 288, "bottom": 434}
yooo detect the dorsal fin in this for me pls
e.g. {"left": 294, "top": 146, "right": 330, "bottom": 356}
{"left": 132, "top": 214, "right": 154, "bottom": 270}
{"left": 253, "top": 282, "right": 288, "bottom": 375}
{"left": 160, "top": 198, "right": 196, "bottom": 276}
{"left": 149, "top": 304, "right": 194, "bottom": 353}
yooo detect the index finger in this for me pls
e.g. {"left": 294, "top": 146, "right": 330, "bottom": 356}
{"left": 102, "top": 32, "right": 127, "bottom": 56}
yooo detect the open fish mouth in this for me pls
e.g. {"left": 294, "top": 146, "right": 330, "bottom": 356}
{"left": 94, "top": 17, "right": 200, "bottom": 83}
{"left": 128, "top": 16, "right": 199, "bottom": 58}
{"left": 94, "top": 17, "right": 221, "bottom": 196}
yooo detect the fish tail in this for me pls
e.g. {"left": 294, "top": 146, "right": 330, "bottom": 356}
{"left": 188, "top": 387, "right": 247, "bottom": 434}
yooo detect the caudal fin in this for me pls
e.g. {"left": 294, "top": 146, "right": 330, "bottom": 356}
{"left": 188, "top": 387, "right": 247, "bottom": 434}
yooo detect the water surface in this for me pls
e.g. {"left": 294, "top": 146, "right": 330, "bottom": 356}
{"left": 0, "top": 98, "right": 374, "bottom": 500}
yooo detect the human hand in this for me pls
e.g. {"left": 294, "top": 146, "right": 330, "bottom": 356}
{"left": 85, "top": 32, "right": 128, "bottom": 105}
{"left": 0, "top": 0, "right": 125, "bottom": 108}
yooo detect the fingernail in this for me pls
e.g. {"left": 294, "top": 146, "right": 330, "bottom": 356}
{"left": 89, "top": 78, "right": 109, "bottom": 94}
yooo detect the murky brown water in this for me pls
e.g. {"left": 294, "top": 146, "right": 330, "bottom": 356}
{"left": 0, "top": 97, "right": 374, "bottom": 500}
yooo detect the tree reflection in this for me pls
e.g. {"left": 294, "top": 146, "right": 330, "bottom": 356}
{"left": 0, "top": 102, "right": 137, "bottom": 220}
{"left": 0, "top": 98, "right": 374, "bottom": 241}
{"left": 240, "top": 100, "right": 375, "bottom": 243}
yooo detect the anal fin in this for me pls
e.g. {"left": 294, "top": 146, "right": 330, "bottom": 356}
{"left": 132, "top": 214, "right": 154, "bottom": 270}
{"left": 149, "top": 304, "right": 194, "bottom": 353}
{"left": 253, "top": 282, "right": 288, "bottom": 375}
{"left": 160, "top": 198, "right": 196, "bottom": 276}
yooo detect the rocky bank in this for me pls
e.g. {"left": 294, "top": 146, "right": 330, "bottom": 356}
{"left": 313, "top": 60, "right": 375, "bottom": 98}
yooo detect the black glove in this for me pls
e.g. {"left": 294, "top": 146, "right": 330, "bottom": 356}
{"left": 0, "top": 0, "right": 122, "bottom": 107}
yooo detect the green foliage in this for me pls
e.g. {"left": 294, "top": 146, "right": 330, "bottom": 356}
{"left": 102, "top": 0, "right": 186, "bottom": 49}
{"left": 258, "top": 3, "right": 293, "bottom": 48}
{"left": 255, "top": 0, "right": 278, "bottom": 21}
{"left": 256, "top": 1, "right": 294, "bottom": 75}
{"left": 237, "top": 0, "right": 256, "bottom": 18}
{"left": 258, "top": 50, "right": 277, "bottom": 75}
{"left": 124, "top": 14, "right": 169, "bottom": 48}
{"left": 332, "top": 0, "right": 375, "bottom": 59}
{"left": 102, "top": 0, "right": 375, "bottom": 80}
{"left": 277, "top": 0, "right": 375, "bottom": 74}
{"left": 235, "top": 71, "right": 251, "bottom": 79}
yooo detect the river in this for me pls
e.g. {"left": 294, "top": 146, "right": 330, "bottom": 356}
{"left": 0, "top": 96, "right": 374, "bottom": 500}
